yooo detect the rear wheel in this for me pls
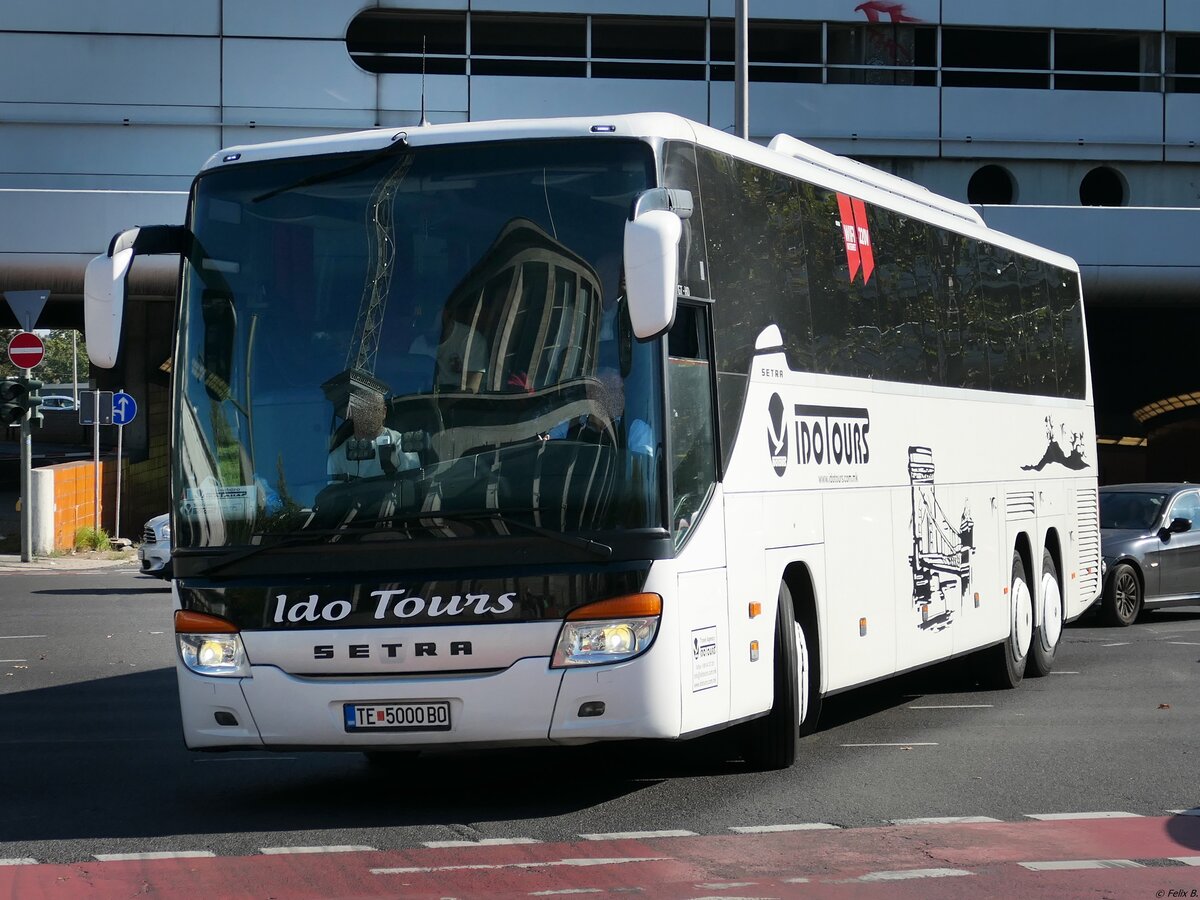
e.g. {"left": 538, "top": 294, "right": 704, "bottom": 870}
{"left": 1101, "top": 562, "right": 1141, "bottom": 627}
{"left": 977, "top": 551, "right": 1031, "bottom": 689}
{"left": 1028, "top": 549, "right": 1062, "bottom": 677}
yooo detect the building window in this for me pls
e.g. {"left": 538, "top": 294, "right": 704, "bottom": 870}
{"left": 347, "top": 10, "right": 467, "bottom": 75}
{"left": 710, "top": 19, "right": 823, "bottom": 83}
{"left": 967, "top": 165, "right": 1016, "bottom": 205}
{"left": 1168, "top": 34, "right": 1200, "bottom": 93}
{"left": 1054, "top": 31, "right": 1159, "bottom": 92}
{"left": 471, "top": 14, "right": 587, "bottom": 77}
{"left": 827, "top": 24, "right": 936, "bottom": 86}
{"left": 591, "top": 17, "right": 705, "bottom": 80}
{"left": 1079, "top": 166, "right": 1127, "bottom": 207}
{"left": 942, "top": 28, "right": 1050, "bottom": 88}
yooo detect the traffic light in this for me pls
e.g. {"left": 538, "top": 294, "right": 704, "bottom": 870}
{"left": 0, "top": 378, "right": 25, "bottom": 426}
{"left": 0, "top": 377, "right": 42, "bottom": 427}
{"left": 24, "top": 377, "right": 43, "bottom": 429}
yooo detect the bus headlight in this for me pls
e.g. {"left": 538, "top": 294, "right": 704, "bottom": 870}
{"left": 175, "top": 609, "right": 250, "bottom": 677}
{"left": 551, "top": 593, "right": 661, "bottom": 668}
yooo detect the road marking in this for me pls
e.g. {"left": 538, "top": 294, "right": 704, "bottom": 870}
{"left": 259, "top": 845, "right": 375, "bottom": 854}
{"left": 891, "top": 816, "right": 1002, "bottom": 825}
{"left": 579, "top": 830, "right": 697, "bottom": 840}
{"left": 1167, "top": 641, "right": 1200, "bottom": 646}
{"left": 840, "top": 742, "right": 938, "bottom": 747}
{"left": 782, "top": 877, "right": 811, "bottom": 884}
{"left": 0, "top": 660, "right": 27, "bottom": 663}
{"left": 730, "top": 823, "right": 839, "bottom": 833}
{"left": 1171, "top": 857, "right": 1200, "bottom": 866}
{"left": 94, "top": 851, "right": 216, "bottom": 861}
{"left": 0, "top": 635, "right": 46, "bottom": 640}
{"left": 856, "top": 868, "right": 974, "bottom": 882}
{"left": 0, "top": 859, "right": 37, "bottom": 866}
{"left": 422, "top": 838, "right": 541, "bottom": 848}
{"left": 372, "top": 857, "right": 671, "bottom": 875}
{"left": 1019, "top": 859, "right": 1143, "bottom": 871}
{"left": 530, "top": 891, "right": 603, "bottom": 896}
{"left": 1049, "top": 671, "right": 1080, "bottom": 675}
{"left": 1169, "top": 809, "right": 1200, "bottom": 816}
{"left": 907, "top": 704, "right": 993, "bottom": 709}
{"left": 1102, "top": 642, "right": 1130, "bottom": 647}
{"left": 1025, "top": 811, "right": 1141, "bottom": 821}
{"left": 695, "top": 884, "right": 757, "bottom": 889}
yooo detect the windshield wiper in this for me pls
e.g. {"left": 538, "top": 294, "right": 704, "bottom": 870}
{"left": 251, "top": 131, "right": 412, "bottom": 203}
{"left": 189, "top": 507, "right": 612, "bottom": 577}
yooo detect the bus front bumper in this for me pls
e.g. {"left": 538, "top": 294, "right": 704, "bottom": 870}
{"left": 176, "top": 654, "right": 681, "bottom": 751}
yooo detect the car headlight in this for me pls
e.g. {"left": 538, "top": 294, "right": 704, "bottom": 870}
{"left": 160, "top": 522, "right": 171, "bottom": 540}
{"left": 552, "top": 593, "right": 661, "bottom": 668}
{"left": 175, "top": 610, "right": 250, "bottom": 677}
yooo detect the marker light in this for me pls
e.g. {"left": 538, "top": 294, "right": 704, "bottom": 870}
{"left": 175, "top": 610, "right": 250, "bottom": 677}
{"left": 552, "top": 593, "right": 661, "bottom": 668}
{"left": 590, "top": 124, "right": 617, "bottom": 133}
{"left": 223, "top": 153, "right": 241, "bottom": 162}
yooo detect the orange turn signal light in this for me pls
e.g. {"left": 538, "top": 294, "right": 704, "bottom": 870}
{"left": 748, "top": 601, "right": 762, "bottom": 619}
{"left": 174, "top": 609, "right": 239, "bottom": 634}
{"left": 566, "top": 593, "right": 662, "bottom": 621}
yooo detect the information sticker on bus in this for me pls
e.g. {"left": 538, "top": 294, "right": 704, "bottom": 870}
{"left": 344, "top": 701, "right": 452, "bottom": 732}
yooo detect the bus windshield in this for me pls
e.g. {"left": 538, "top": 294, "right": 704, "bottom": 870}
{"left": 173, "top": 138, "right": 663, "bottom": 554}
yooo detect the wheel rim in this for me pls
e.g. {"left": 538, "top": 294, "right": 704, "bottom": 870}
{"left": 1114, "top": 571, "right": 1139, "bottom": 620}
{"left": 1041, "top": 571, "right": 1063, "bottom": 649}
{"left": 794, "top": 620, "right": 809, "bottom": 725}
{"left": 1012, "top": 575, "right": 1033, "bottom": 658}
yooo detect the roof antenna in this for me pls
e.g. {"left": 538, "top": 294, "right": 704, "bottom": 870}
{"left": 418, "top": 35, "right": 430, "bottom": 127}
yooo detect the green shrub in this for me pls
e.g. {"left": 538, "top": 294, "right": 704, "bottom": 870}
{"left": 74, "top": 526, "right": 112, "bottom": 552}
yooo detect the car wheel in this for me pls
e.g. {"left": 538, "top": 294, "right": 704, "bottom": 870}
{"left": 975, "top": 551, "right": 1031, "bottom": 689}
{"left": 1102, "top": 562, "right": 1141, "bottom": 627}
{"left": 1028, "top": 549, "right": 1062, "bottom": 677}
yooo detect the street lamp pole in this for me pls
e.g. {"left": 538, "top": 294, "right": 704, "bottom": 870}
{"left": 734, "top": 0, "right": 749, "bottom": 139}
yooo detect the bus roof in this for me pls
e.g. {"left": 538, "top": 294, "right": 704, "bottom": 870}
{"left": 201, "top": 112, "right": 1077, "bottom": 273}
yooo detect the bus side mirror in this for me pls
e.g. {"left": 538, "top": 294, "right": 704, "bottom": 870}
{"left": 623, "top": 209, "right": 682, "bottom": 340}
{"left": 84, "top": 225, "right": 190, "bottom": 368}
{"left": 84, "top": 249, "right": 134, "bottom": 369}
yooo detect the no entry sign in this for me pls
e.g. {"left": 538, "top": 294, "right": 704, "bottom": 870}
{"left": 7, "top": 331, "right": 44, "bottom": 370}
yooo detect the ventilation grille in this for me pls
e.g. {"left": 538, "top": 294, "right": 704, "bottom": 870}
{"left": 1006, "top": 491, "right": 1036, "bottom": 520}
{"left": 1076, "top": 487, "right": 1101, "bottom": 600}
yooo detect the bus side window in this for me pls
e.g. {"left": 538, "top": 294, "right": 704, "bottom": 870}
{"left": 667, "top": 304, "right": 716, "bottom": 546}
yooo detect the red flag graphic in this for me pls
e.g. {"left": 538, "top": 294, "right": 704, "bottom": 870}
{"left": 851, "top": 198, "right": 874, "bottom": 284}
{"left": 836, "top": 193, "right": 860, "bottom": 282}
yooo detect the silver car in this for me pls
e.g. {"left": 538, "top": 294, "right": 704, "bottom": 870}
{"left": 138, "top": 513, "right": 172, "bottom": 579}
{"left": 1099, "top": 483, "right": 1200, "bottom": 626}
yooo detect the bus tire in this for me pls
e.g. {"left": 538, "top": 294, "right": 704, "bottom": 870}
{"left": 979, "top": 551, "right": 1031, "bottom": 689}
{"left": 1028, "top": 549, "right": 1063, "bottom": 677}
{"left": 743, "top": 583, "right": 809, "bottom": 770}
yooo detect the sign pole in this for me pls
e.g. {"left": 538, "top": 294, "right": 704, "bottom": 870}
{"left": 115, "top": 420, "right": 123, "bottom": 541}
{"left": 93, "top": 390, "right": 101, "bottom": 533}
{"left": 19, "top": 411, "right": 31, "bottom": 562}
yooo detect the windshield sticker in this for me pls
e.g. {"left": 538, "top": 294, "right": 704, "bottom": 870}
{"left": 907, "top": 447, "right": 974, "bottom": 632}
{"left": 182, "top": 485, "right": 257, "bottom": 521}
{"left": 1022, "top": 416, "right": 1090, "bottom": 471}
{"left": 691, "top": 626, "right": 718, "bottom": 692}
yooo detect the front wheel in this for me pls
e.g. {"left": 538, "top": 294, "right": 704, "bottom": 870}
{"left": 1101, "top": 562, "right": 1142, "bottom": 627}
{"left": 743, "top": 583, "right": 821, "bottom": 770}
{"left": 1028, "top": 549, "right": 1062, "bottom": 677}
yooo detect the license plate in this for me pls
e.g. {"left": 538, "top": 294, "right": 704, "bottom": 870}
{"left": 343, "top": 701, "right": 451, "bottom": 733}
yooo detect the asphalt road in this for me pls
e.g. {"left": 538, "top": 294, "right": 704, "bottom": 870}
{"left": 0, "top": 565, "right": 1197, "bottom": 866}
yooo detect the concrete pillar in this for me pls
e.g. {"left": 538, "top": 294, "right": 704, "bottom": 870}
{"left": 30, "top": 467, "right": 56, "bottom": 557}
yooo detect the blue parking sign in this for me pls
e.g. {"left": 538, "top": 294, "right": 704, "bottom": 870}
{"left": 112, "top": 391, "right": 138, "bottom": 426}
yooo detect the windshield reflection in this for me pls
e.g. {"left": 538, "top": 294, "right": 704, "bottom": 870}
{"left": 174, "top": 138, "right": 662, "bottom": 551}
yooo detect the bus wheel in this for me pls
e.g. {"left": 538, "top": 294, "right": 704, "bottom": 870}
{"left": 1028, "top": 550, "right": 1062, "bottom": 677}
{"left": 979, "top": 551, "right": 1031, "bottom": 689}
{"left": 743, "top": 583, "right": 808, "bottom": 770}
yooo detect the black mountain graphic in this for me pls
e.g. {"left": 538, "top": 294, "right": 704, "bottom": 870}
{"left": 1022, "top": 438, "right": 1089, "bottom": 471}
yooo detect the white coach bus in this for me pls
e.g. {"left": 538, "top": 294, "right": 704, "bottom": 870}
{"left": 85, "top": 113, "right": 1100, "bottom": 768}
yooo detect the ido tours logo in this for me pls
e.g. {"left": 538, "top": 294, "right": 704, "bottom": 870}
{"left": 767, "top": 396, "right": 872, "bottom": 476}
